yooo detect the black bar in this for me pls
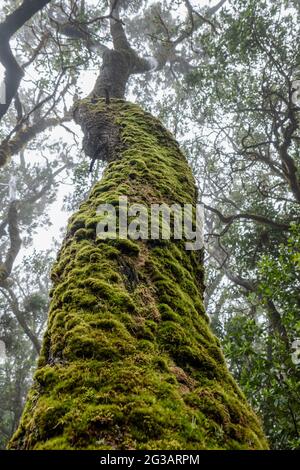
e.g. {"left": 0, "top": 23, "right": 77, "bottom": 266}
{"left": 0, "top": 450, "right": 299, "bottom": 467}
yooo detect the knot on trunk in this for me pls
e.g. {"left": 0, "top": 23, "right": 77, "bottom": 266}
{"left": 73, "top": 99, "right": 122, "bottom": 164}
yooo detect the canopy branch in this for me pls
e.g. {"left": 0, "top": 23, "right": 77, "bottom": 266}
{"left": 0, "top": 0, "right": 51, "bottom": 122}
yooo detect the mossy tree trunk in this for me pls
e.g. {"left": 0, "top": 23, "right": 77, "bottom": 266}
{"left": 9, "top": 100, "right": 268, "bottom": 450}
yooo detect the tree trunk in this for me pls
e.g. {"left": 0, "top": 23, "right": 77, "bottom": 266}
{"left": 8, "top": 99, "right": 268, "bottom": 450}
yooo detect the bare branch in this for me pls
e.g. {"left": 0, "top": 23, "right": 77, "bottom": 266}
{"left": 0, "top": 202, "right": 21, "bottom": 282}
{"left": 0, "top": 114, "right": 71, "bottom": 167}
{"left": 0, "top": 287, "right": 41, "bottom": 353}
{"left": 0, "top": 0, "right": 51, "bottom": 122}
{"left": 204, "top": 204, "right": 291, "bottom": 231}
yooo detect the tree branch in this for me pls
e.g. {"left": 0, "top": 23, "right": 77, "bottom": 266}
{"left": 0, "top": 114, "right": 71, "bottom": 168}
{"left": 204, "top": 204, "right": 291, "bottom": 231}
{"left": 0, "top": 287, "right": 41, "bottom": 353}
{"left": 0, "top": 202, "right": 21, "bottom": 283}
{"left": 0, "top": 0, "right": 51, "bottom": 122}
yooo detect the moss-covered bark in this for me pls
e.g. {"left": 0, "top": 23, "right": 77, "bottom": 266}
{"left": 9, "top": 100, "right": 268, "bottom": 450}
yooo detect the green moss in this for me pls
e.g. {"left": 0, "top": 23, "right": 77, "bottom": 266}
{"left": 158, "top": 304, "right": 181, "bottom": 322}
{"left": 75, "top": 228, "right": 95, "bottom": 240}
{"left": 9, "top": 99, "right": 268, "bottom": 450}
{"left": 111, "top": 238, "right": 140, "bottom": 256}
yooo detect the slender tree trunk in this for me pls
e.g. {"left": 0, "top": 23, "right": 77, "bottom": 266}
{"left": 8, "top": 99, "right": 268, "bottom": 450}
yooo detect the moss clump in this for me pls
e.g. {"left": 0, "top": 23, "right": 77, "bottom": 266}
{"left": 9, "top": 100, "right": 268, "bottom": 450}
{"left": 111, "top": 239, "right": 140, "bottom": 256}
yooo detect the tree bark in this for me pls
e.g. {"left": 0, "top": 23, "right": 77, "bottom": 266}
{"left": 8, "top": 99, "right": 268, "bottom": 450}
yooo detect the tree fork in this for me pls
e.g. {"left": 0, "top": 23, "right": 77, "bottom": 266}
{"left": 9, "top": 99, "right": 268, "bottom": 450}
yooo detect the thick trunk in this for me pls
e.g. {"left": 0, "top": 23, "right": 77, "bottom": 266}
{"left": 9, "top": 100, "right": 268, "bottom": 450}
{"left": 92, "top": 50, "right": 131, "bottom": 100}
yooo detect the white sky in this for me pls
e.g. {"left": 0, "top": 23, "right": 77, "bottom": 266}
{"left": 18, "top": 69, "right": 98, "bottom": 259}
